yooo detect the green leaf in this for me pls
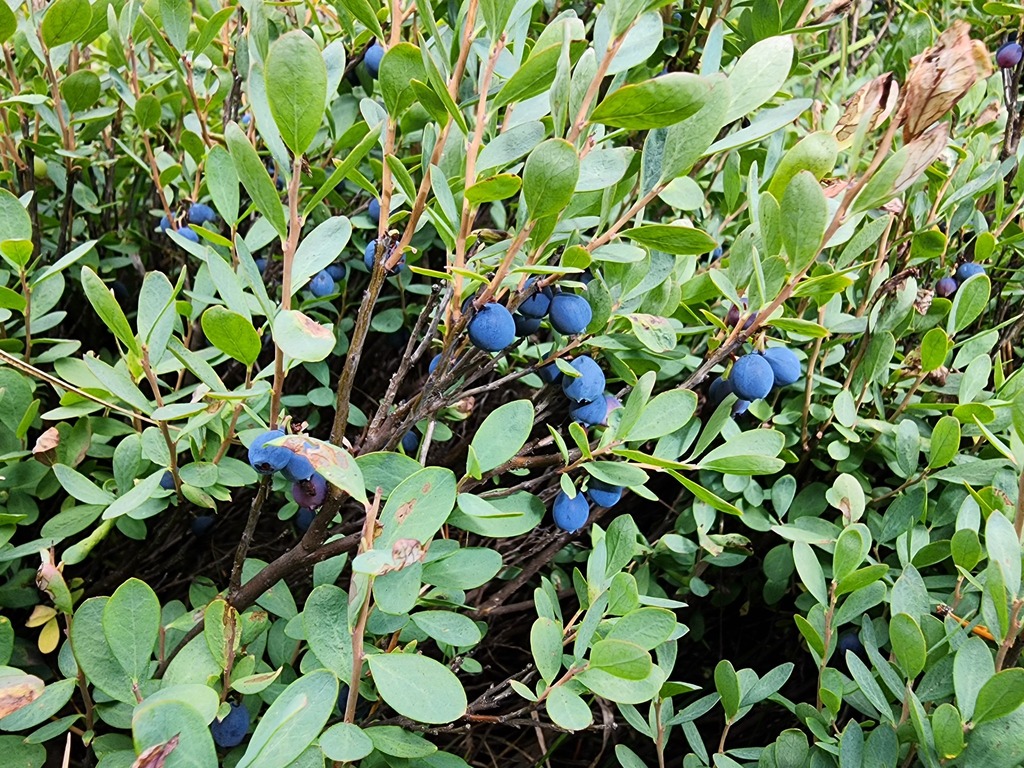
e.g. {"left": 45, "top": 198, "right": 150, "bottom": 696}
{"left": 379, "top": 42, "right": 428, "bottom": 116}
{"left": 470, "top": 400, "right": 535, "bottom": 473}
{"left": 523, "top": 139, "right": 580, "bottom": 220}
{"left": 52, "top": 464, "right": 116, "bottom": 506}
{"left": 714, "top": 659, "right": 741, "bottom": 720}
{"left": 132, "top": 699, "right": 217, "bottom": 767}
{"left": 465, "top": 174, "right": 522, "bottom": 204}
{"left": 60, "top": 70, "right": 101, "bottom": 113}
{"left": 336, "top": 0, "right": 383, "bottom": 40}
{"left": 201, "top": 307, "right": 260, "bottom": 366}
{"left": 780, "top": 171, "right": 827, "bottom": 273}
{"left": 546, "top": 686, "right": 593, "bottom": 731}
{"left": 832, "top": 525, "right": 869, "bottom": 583}
{"left": 320, "top": 723, "right": 373, "bottom": 762}
{"left": 411, "top": 611, "right": 482, "bottom": 648}
{"left": 102, "top": 578, "right": 160, "bottom": 684}
{"left": 973, "top": 669, "right": 1024, "bottom": 725}
{"left": 70, "top": 599, "right": 133, "bottom": 702}
{"left": 364, "top": 726, "right": 437, "bottom": 758}
{"left": 606, "top": 607, "right": 676, "bottom": 650}
{"left": 206, "top": 145, "right": 240, "bottom": 224}
{"left": 591, "top": 74, "right": 710, "bottom": 129}
{"left": 203, "top": 599, "right": 239, "bottom": 672}
{"left": 0, "top": 676, "right": 73, "bottom": 732}
{"left": 225, "top": 122, "right": 287, "bottom": 240}
{"left": 235, "top": 669, "right": 337, "bottom": 768}
{"left": 920, "top": 327, "right": 949, "bottom": 372}
{"left": 955, "top": 637, "right": 995, "bottom": 722}
{"left": 41, "top": 0, "right": 92, "bottom": 47}
{"left": 159, "top": 0, "right": 190, "bottom": 52}
{"left": 948, "top": 274, "right": 990, "bottom": 335}
{"left": 792, "top": 541, "right": 827, "bottom": 606}
{"left": 725, "top": 35, "right": 793, "bottom": 122}
{"left": 366, "top": 653, "right": 467, "bottom": 724}
{"left": 624, "top": 389, "right": 697, "bottom": 441}
{"left": 0, "top": 4, "right": 15, "bottom": 44}
{"left": 81, "top": 266, "right": 141, "bottom": 357}
{"left": 932, "top": 703, "right": 964, "bottom": 760}
{"left": 889, "top": 613, "right": 926, "bottom": 678}
{"left": 530, "top": 617, "right": 563, "bottom": 683}
{"left": 493, "top": 45, "right": 561, "bottom": 108}
{"left": 624, "top": 224, "right": 718, "bottom": 255}
{"left": 375, "top": 467, "right": 456, "bottom": 549}
{"left": 265, "top": 32, "right": 327, "bottom": 155}
{"left": 479, "top": 0, "right": 516, "bottom": 37}
{"left": 272, "top": 310, "right": 335, "bottom": 362}
{"left": 303, "top": 585, "right": 352, "bottom": 682}
{"left": 0, "top": 190, "right": 30, "bottom": 247}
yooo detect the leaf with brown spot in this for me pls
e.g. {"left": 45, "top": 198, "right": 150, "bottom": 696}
{"left": 394, "top": 500, "right": 416, "bottom": 524}
{"left": 898, "top": 21, "right": 992, "bottom": 142}
{"left": 279, "top": 435, "right": 366, "bottom": 503}
{"left": 32, "top": 427, "right": 60, "bottom": 466}
{"left": 0, "top": 674, "right": 44, "bottom": 718}
{"left": 131, "top": 735, "right": 180, "bottom": 768}
{"left": 832, "top": 73, "right": 898, "bottom": 149}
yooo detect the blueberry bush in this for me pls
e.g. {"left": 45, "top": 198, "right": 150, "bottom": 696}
{"left": 0, "top": 0, "right": 1022, "bottom": 766}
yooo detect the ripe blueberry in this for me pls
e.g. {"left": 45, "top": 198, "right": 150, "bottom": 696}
{"left": 569, "top": 396, "right": 608, "bottom": 427}
{"left": 188, "top": 203, "right": 217, "bottom": 225}
{"left": 729, "top": 354, "right": 774, "bottom": 401}
{"left": 365, "top": 42, "right": 385, "bottom": 77}
{"left": 513, "top": 313, "right": 541, "bottom": 337}
{"left": 538, "top": 363, "right": 562, "bottom": 384}
{"left": 158, "top": 215, "right": 171, "bottom": 231}
{"left": 955, "top": 262, "right": 985, "bottom": 283}
{"left": 997, "top": 42, "right": 1023, "bottom": 69}
{"left": 282, "top": 451, "right": 315, "bottom": 482}
{"left": 733, "top": 399, "right": 750, "bottom": 416}
{"left": 605, "top": 395, "right": 622, "bottom": 415}
{"left": 210, "top": 701, "right": 248, "bottom": 748}
{"left": 160, "top": 471, "right": 175, "bottom": 490}
{"left": 247, "top": 429, "right": 291, "bottom": 475}
{"left": 255, "top": 257, "right": 268, "bottom": 275}
{"left": 368, "top": 198, "right": 381, "bottom": 222}
{"left": 553, "top": 490, "right": 589, "bottom": 533}
{"left": 428, "top": 353, "right": 443, "bottom": 374}
{"left": 326, "top": 263, "right": 347, "bottom": 281}
{"left": 309, "top": 270, "right": 335, "bottom": 298}
{"left": 561, "top": 356, "right": 605, "bottom": 403}
{"left": 364, "top": 239, "right": 404, "bottom": 275}
{"left": 935, "top": 277, "right": 957, "bottom": 298}
{"left": 761, "top": 347, "right": 801, "bottom": 387}
{"left": 548, "top": 293, "right": 592, "bottom": 335}
{"left": 711, "top": 245, "right": 724, "bottom": 261}
{"left": 518, "top": 280, "right": 552, "bottom": 318}
{"left": 176, "top": 226, "right": 200, "bottom": 243}
{"left": 726, "top": 298, "right": 754, "bottom": 328}
{"left": 401, "top": 430, "right": 419, "bottom": 454}
{"left": 837, "top": 631, "right": 866, "bottom": 661}
{"left": 191, "top": 515, "right": 215, "bottom": 536}
{"left": 709, "top": 376, "right": 732, "bottom": 406}
{"left": 468, "top": 302, "right": 516, "bottom": 351}
{"left": 295, "top": 507, "right": 315, "bottom": 533}
{"left": 291, "top": 473, "right": 327, "bottom": 508}
{"left": 586, "top": 479, "right": 622, "bottom": 508}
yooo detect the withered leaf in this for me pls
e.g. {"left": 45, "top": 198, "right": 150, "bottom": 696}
{"left": 0, "top": 674, "right": 44, "bottom": 718}
{"left": 892, "top": 123, "right": 949, "bottom": 196}
{"left": 833, "top": 73, "right": 899, "bottom": 149}
{"left": 899, "top": 21, "right": 992, "bottom": 142}
{"left": 131, "top": 735, "right": 180, "bottom": 768}
{"left": 31, "top": 427, "right": 60, "bottom": 466}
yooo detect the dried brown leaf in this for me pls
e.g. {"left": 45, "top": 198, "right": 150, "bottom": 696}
{"left": 0, "top": 674, "right": 44, "bottom": 718}
{"left": 131, "top": 736, "right": 180, "bottom": 768}
{"left": 833, "top": 73, "right": 899, "bottom": 149}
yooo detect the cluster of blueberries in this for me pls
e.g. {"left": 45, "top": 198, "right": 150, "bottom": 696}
{"left": 552, "top": 479, "right": 623, "bottom": 534}
{"left": 465, "top": 279, "right": 593, "bottom": 353}
{"left": 247, "top": 429, "right": 328, "bottom": 515}
{"left": 708, "top": 346, "right": 801, "bottom": 414}
{"left": 934, "top": 262, "right": 985, "bottom": 299}
{"left": 158, "top": 202, "right": 217, "bottom": 243}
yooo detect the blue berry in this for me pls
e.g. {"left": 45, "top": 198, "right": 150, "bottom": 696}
{"left": 538, "top": 363, "right": 562, "bottom": 385}
{"left": 561, "top": 356, "right": 605, "bottom": 403}
{"left": 569, "top": 397, "right": 608, "bottom": 427}
{"left": 158, "top": 215, "right": 171, "bottom": 231}
{"left": 210, "top": 701, "right": 248, "bottom": 748}
{"left": 518, "top": 280, "right": 552, "bottom": 318}
{"left": 468, "top": 303, "right": 516, "bottom": 352}
{"left": 935, "top": 277, "right": 957, "bottom": 298}
{"left": 709, "top": 376, "right": 732, "bottom": 406}
{"left": 513, "top": 313, "right": 541, "bottom": 337}
{"left": 282, "top": 451, "right": 315, "bottom": 482}
{"left": 247, "top": 429, "right": 291, "bottom": 475}
{"left": 188, "top": 203, "right": 217, "bottom": 225}
{"left": 955, "top": 263, "right": 985, "bottom": 283}
{"left": 255, "top": 258, "right": 268, "bottom": 275}
{"left": 364, "top": 239, "right": 404, "bottom": 276}
{"left": 729, "top": 354, "right": 774, "bottom": 401}
{"left": 365, "top": 42, "right": 385, "bottom": 77}
{"left": 837, "top": 632, "right": 865, "bottom": 659}
{"left": 326, "top": 263, "right": 347, "bottom": 281}
{"left": 177, "top": 226, "right": 200, "bottom": 243}
{"left": 368, "top": 198, "right": 381, "bottom": 222}
{"left": 586, "top": 479, "right": 622, "bottom": 508}
{"left": 160, "top": 471, "right": 175, "bottom": 490}
{"left": 401, "top": 430, "right": 419, "bottom": 454}
{"left": 191, "top": 515, "right": 215, "bottom": 537}
{"left": 295, "top": 507, "right": 315, "bottom": 533}
{"left": 548, "top": 293, "right": 592, "bottom": 335}
{"left": 997, "top": 42, "right": 1023, "bottom": 69}
{"left": 761, "top": 347, "right": 801, "bottom": 387}
{"left": 309, "top": 270, "right": 335, "bottom": 298}
{"left": 553, "top": 491, "right": 589, "bottom": 533}
{"left": 428, "top": 353, "right": 443, "bottom": 374}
